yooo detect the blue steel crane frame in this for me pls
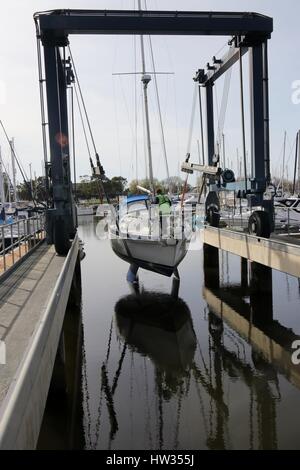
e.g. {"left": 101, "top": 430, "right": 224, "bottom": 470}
{"left": 34, "top": 9, "right": 273, "bottom": 254}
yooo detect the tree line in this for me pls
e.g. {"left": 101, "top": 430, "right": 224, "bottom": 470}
{"left": 15, "top": 175, "right": 191, "bottom": 202}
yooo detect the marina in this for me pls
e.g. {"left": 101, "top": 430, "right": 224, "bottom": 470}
{"left": 0, "top": 0, "right": 299, "bottom": 454}
{"left": 38, "top": 218, "right": 300, "bottom": 450}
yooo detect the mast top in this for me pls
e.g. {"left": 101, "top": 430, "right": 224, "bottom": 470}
{"left": 142, "top": 74, "right": 151, "bottom": 85}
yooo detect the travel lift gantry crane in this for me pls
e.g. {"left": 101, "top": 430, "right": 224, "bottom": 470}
{"left": 34, "top": 9, "right": 273, "bottom": 255}
{"left": 182, "top": 35, "right": 274, "bottom": 237}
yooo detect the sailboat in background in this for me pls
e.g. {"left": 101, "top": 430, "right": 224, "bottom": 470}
{"left": 274, "top": 130, "right": 300, "bottom": 229}
{"left": 110, "top": 1, "right": 190, "bottom": 278}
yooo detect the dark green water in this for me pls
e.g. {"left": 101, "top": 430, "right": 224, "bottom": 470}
{"left": 38, "top": 216, "right": 300, "bottom": 450}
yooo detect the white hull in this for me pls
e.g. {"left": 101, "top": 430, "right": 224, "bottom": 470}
{"left": 111, "top": 235, "right": 188, "bottom": 276}
{"left": 77, "top": 205, "right": 94, "bottom": 216}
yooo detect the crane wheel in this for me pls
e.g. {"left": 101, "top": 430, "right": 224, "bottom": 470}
{"left": 54, "top": 217, "right": 71, "bottom": 255}
{"left": 248, "top": 210, "right": 271, "bottom": 238}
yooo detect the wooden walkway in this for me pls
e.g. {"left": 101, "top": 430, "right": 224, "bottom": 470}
{"left": 0, "top": 232, "right": 45, "bottom": 276}
{"left": 0, "top": 236, "right": 79, "bottom": 449}
{"left": 203, "top": 226, "right": 300, "bottom": 277}
{"left": 0, "top": 245, "right": 28, "bottom": 275}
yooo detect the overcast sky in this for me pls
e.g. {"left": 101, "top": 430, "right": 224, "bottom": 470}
{"left": 0, "top": 0, "right": 299, "bottom": 186}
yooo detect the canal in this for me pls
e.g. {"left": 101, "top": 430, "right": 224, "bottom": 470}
{"left": 38, "top": 216, "right": 300, "bottom": 450}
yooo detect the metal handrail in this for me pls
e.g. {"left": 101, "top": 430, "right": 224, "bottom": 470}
{"left": 0, "top": 214, "right": 45, "bottom": 275}
{"left": 219, "top": 198, "right": 300, "bottom": 234}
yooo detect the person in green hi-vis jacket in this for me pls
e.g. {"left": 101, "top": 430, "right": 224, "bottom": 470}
{"left": 155, "top": 188, "right": 171, "bottom": 236}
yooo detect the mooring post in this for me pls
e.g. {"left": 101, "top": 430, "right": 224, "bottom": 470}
{"left": 250, "top": 261, "right": 273, "bottom": 324}
{"left": 67, "top": 254, "right": 82, "bottom": 309}
{"left": 203, "top": 243, "right": 219, "bottom": 289}
{"left": 241, "top": 257, "right": 248, "bottom": 291}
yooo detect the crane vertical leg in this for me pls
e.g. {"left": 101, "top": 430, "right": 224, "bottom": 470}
{"left": 205, "top": 83, "right": 215, "bottom": 165}
{"left": 262, "top": 40, "right": 271, "bottom": 185}
{"left": 43, "top": 44, "right": 76, "bottom": 254}
{"left": 249, "top": 44, "right": 266, "bottom": 199}
{"left": 249, "top": 42, "right": 273, "bottom": 235}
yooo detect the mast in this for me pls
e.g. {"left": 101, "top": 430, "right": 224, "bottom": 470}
{"left": 29, "top": 163, "right": 33, "bottom": 198}
{"left": 0, "top": 146, "right": 5, "bottom": 204}
{"left": 281, "top": 130, "right": 287, "bottom": 194}
{"left": 138, "top": 0, "right": 155, "bottom": 195}
{"left": 7, "top": 162, "right": 11, "bottom": 203}
{"left": 10, "top": 137, "right": 17, "bottom": 202}
{"left": 222, "top": 133, "right": 226, "bottom": 169}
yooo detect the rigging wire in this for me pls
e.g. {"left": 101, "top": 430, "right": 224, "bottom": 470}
{"left": 141, "top": 82, "right": 149, "bottom": 180}
{"left": 181, "top": 82, "right": 198, "bottom": 206}
{"left": 0, "top": 122, "right": 29, "bottom": 182}
{"left": 93, "top": 317, "right": 114, "bottom": 449}
{"left": 117, "top": 75, "right": 138, "bottom": 180}
{"left": 68, "top": 47, "right": 111, "bottom": 205}
{"left": 69, "top": 86, "right": 77, "bottom": 200}
{"left": 112, "top": 78, "right": 123, "bottom": 177}
{"left": 34, "top": 28, "right": 49, "bottom": 175}
{"left": 148, "top": 34, "right": 170, "bottom": 183}
{"left": 214, "top": 77, "right": 220, "bottom": 158}
{"left": 73, "top": 84, "right": 92, "bottom": 160}
{"left": 81, "top": 324, "right": 93, "bottom": 448}
{"left": 186, "top": 82, "right": 198, "bottom": 157}
{"left": 73, "top": 82, "right": 105, "bottom": 203}
{"left": 68, "top": 45, "right": 98, "bottom": 156}
{"left": 68, "top": 44, "right": 134, "bottom": 259}
{"left": 133, "top": 8, "right": 138, "bottom": 182}
{"left": 0, "top": 158, "right": 15, "bottom": 200}
{"left": 0, "top": 120, "right": 38, "bottom": 206}
{"left": 292, "top": 132, "right": 299, "bottom": 195}
{"left": 34, "top": 21, "right": 52, "bottom": 207}
{"left": 198, "top": 85, "right": 205, "bottom": 165}
{"left": 216, "top": 68, "right": 232, "bottom": 158}
{"left": 148, "top": 4, "right": 181, "bottom": 181}
{"left": 239, "top": 50, "right": 248, "bottom": 191}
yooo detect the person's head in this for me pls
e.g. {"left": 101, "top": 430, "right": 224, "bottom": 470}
{"left": 156, "top": 188, "right": 162, "bottom": 195}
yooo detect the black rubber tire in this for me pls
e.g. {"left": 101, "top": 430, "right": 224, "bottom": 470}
{"left": 54, "top": 218, "right": 71, "bottom": 255}
{"left": 248, "top": 210, "right": 271, "bottom": 238}
{"left": 207, "top": 209, "right": 220, "bottom": 227}
{"left": 205, "top": 191, "right": 220, "bottom": 228}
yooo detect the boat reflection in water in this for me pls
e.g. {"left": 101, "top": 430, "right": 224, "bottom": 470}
{"left": 99, "top": 278, "right": 197, "bottom": 449}
{"left": 115, "top": 286, "right": 197, "bottom": 399}
{"left": 92, "top": 247, "right": 300, "bottom": 450}
{"left": 75, "top": 218, "right": 300, "bottom": 449}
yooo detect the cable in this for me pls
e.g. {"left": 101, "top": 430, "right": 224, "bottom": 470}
{"left": 73, "top": 84, "right": 92, "bottom": 159}
{"left": 0, "top": 120, "right": 38, "bottom": 206}
{"left": 69, "top": 86, "right": 77, "bottom": 201}
{"left": 72, "top": 78, "right": 110, "bottom": 207}
{"left": 0, "top": 158, "right": 14, "bottom": 200}
{"left": 186, "top": 82, "right": 198, "bottom": 156}
{"left": 198, "top": 85, "right": 205, "bottom": 165}
{"left": 293, "top": 132, "right": 300, "bottom": 195}
{"left": 34, "top": 25, "right": 49, "bottom": 170}
{"left": 148, "top": 34, "right": 170, "bottom": 182}
{"left": 217, "top": 67, "right": 232, "bottom": 153}
{"left": 239, "top": 50, "right": 247, "bottom": 192}
{"left": 68, "top": 45, "right": 98, "bottom": 156}
{"left": 180, "top": 83, "right": 198, "bottom": 207}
